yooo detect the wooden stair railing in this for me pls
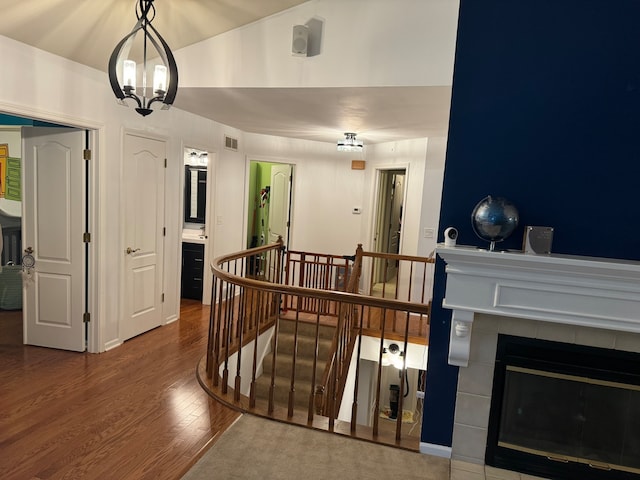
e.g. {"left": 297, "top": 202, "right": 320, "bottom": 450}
{"left": 201, "top": 240, "right": 434, "bottom": 450}
{"left": 316, "top": 245, "right": 363, "bottom": 420}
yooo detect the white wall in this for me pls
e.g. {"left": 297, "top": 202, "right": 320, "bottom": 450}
{"left": 0, "top": 34, "right": 232, "bottom": 351}
{"left": 244, "top": 134, "right": 447, "bottom": 261}
{"left": 177, "top": 0, "right": 459, "bottom": 89}
{"left": 0, "top": 0, "right": 452, "bottom": 352}
{"left": 245, "top": 134, "right": 366, "bottom": 255}
{"left": 338, "top": 335, "right": 428, "bottom": 422}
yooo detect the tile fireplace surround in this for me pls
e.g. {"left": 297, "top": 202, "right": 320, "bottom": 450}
{"left": 436, "top": 245, "right": 640, "bottom": 480}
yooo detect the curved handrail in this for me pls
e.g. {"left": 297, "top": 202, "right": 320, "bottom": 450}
{"left": 211, "top": 248, "right": 431, "bottom": 316}
{"left": 203, "top": 240, "right": 433, "bottom": 450}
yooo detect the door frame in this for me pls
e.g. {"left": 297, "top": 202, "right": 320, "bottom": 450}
{"left": 244, "top": 156, "right": 296, "bottom": 251}
{"left": 178, "top": 142, "right": 216, "bottom": 305}
{"left": 366, "top": 164, "right": 410, "bottom": 293}
{"left": 118, "top": 128, "right": 168, "bottom": 341}
{"left": 0, "top": 102, "right": 102, "bottom": 353}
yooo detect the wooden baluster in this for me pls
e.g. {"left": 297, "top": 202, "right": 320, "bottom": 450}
{"left": 299, "top": 253, "right": 306, "bottom": 312}
{"left": 268, "top": 300, "right": 280, "bottom": 415}
{"left": 308, "top": 307, "right": 322, "bottom": 423}
{"left": 350, "top": 303, "right": 365, "bottom": 433}
{"left": 420, "top": 260, "right": 428, "bottom": 335}
{"left": 234, "top": 275, "right": 246, "bottom": 402}
{"left": 395, "top": 316, "right": 412, "bottom": 442}
{"left": 249, "top": 287, "right": 261, "bottom": 408}
{"left": 372, "top": 308, "right": 388, "bottom": 438}
{"left": 222, "top": 270, "right": 234, "bottom": 395}
{"left": 206, "top": 275, "right": 218, "bottom": 378}
{"left": 212, "top": 276, "right": 225, "bottom": 387}
{"left": 288, "top": 308, "right": 300, "bottom": 418}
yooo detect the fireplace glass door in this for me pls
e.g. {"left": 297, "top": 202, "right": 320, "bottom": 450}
{"left": 487, "top": 335, "right": 640, "bottom": 480}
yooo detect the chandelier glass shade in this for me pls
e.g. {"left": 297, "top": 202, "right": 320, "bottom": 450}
{"left": 108, "top": 0, "right": 178, "bottom": 117}
{"left": 337, "top": 132, "right": 364, "bottom": 152}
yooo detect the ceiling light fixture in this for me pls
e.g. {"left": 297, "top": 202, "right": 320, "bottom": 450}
{"left": 381, "top": 343, "right": 405, "bottom": 369}
{"left": 108, "top": 0, "right": 178, "bottom": 117}
{"left": 337, "top": 132, "right": 363, "bottom": 152}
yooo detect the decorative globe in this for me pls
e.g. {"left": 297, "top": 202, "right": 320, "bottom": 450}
{"left": 471, "top": 196, "right": 519, "bottom": 251}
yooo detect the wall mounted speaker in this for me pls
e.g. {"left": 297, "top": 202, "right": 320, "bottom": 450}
{"left": 292, "top": 25, "right": 309, "bottom": 56}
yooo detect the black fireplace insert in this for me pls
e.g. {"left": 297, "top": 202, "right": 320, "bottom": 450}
{"left": 486, "top": 334, "right": 640, "bottom": 480}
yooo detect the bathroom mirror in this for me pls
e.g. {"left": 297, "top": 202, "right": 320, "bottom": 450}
{"left": 184, "top": 164, "right": 207, "bottom": 224}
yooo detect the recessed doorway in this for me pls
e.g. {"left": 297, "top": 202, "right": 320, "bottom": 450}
{"left": 246, "top": 160, "right": 293, "bottom": 251}
{"left": 371, "top": 168, "right": 406, "bottom": 299}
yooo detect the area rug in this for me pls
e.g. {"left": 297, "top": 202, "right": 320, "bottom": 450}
{"left": 181, "top": 414, "right": 450, "bottom": 480}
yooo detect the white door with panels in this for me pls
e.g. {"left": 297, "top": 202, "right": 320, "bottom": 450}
{"left": 267, "top": 163, "right": 292, "bottom": 281}
{"left": 23, "top": 127, "right": 86, "bottom": 352}
{"left": 121, "top": 133, "right": 166, "bottom": 341}
{"left": 268, "top": 163, "right": 292, "bottom": 246}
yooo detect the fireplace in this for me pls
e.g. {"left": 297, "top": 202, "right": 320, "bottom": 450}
{"left": 435, "top": 245, "right": 640, "bottom": 480}
{"left": 487, "top": 334, "right": 640, "bottom": 479}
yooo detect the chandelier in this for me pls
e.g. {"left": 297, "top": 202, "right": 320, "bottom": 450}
{"left": 108, "top": 0, "right": 178, "bottom": 117}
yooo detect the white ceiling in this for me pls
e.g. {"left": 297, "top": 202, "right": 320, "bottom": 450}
{"left": 0, "top": 0, "right": 453, "bottom": 145}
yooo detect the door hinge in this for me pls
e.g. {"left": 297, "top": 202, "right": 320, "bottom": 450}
{"left": 161, "top": 293, "right": 165, "bottom": 303}
{"left": 162, "top": 227, "right": 166, "bottom": 236}
{"left": 83, "top": 149, "right": 92, "bottom": 161}
{"left": 164, "top": 158, "right": 167, "bottom": 168}
{"left": 83, "top": 232, "right": 91, "bottom": 243}
{"left": 83, "top": 312, "right": 91, "bottom": 323}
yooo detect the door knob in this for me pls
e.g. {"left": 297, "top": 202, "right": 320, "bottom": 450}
{"left": 126, "top": 247, "right": 140, "bottom": 255}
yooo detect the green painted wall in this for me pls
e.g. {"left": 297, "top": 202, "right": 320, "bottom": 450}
{"left": 246, "top": 161, "right": 278, "bottom": 248}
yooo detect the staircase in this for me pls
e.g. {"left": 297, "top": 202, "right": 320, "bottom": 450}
{"left": 255, "top": 318, "right": 335, "bottom": 411}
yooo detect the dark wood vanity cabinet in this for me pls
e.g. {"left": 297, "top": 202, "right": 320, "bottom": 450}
{"left": 181, "top": 242, "right": 204, "bottom": 300}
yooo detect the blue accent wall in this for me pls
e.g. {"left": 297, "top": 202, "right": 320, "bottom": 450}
{"left": 0, "top": 113, "right": 66, "bottom": 128}
{"left": 421, "top": 0, "right": 640, "bottom": 447}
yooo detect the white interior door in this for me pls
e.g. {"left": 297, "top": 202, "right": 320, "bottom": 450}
{"left": 386, "top": 173, "right": 404, "bottom": 279}
{"left": 121, "top": 133, "right": 165, "bottom": 341}
{"left": 23, "top": 127, "right": 85, "bottom": 352}
{"left": 268, "top": 163, "right": 292, "bottom": 245}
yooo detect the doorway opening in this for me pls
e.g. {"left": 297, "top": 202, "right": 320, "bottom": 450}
{"left": 246, "top": 160, "right": 293, "bottom": 251}
{"left": 371, "top": 168, "right": 406, "bottom": 299}
{"left": 181, "top": 146, "right": 211, "bottom": 303}
{"left": 0, "top": 113, "right": 93, "bottom": 352}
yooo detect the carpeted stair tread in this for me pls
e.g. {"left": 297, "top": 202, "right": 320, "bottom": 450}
{"left": 276, "top": 334, "right": 333, "bottom": 358}
{"left": 254, "top": 318, "right": 336, "bottom": 411}
{"left": 277, "top": 319, "right": 335, "bottom": 340}
{"left": 263, "top": 354, "right": 325, "bottom": 383}
{"left": 253, "top": 374, "right": 315, "bottom": 408}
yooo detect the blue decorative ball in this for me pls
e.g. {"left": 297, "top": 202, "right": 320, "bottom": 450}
{"left": 471, "top": 196, "right": 519, "bottom": 249}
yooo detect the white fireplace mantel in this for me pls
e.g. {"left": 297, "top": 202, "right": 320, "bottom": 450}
{"left": 436, "top": 244, "right": 640, "bottom": 367}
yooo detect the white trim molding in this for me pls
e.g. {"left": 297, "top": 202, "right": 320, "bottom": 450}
{"left": 420, "top": 442, "right": 452, "bottom": 458}
{"left": 437, "top": 244, "right": 640, "bottom": 367}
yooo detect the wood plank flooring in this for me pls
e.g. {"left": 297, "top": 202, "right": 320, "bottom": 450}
{"left": 0, "top": 300, "right": 240, "bottom": 480}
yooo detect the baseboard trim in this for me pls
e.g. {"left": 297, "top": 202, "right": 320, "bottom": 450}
{"left": 104, "top": 339, "right": 123, "bottom": 351}
{"left": 420, "top": 442, "right": 452, "bottom": 458}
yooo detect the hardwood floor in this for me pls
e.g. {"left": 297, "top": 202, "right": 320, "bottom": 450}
{"left": 0, "top": 300, "right": 240, "bottom": 480}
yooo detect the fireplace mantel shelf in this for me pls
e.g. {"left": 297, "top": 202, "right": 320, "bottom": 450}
{"left": 436, "top": 244, "right": 640, "bottom": 367}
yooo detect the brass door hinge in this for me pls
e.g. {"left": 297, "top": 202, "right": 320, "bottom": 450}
{"left": 83, "top": 149, "right": 92, "bottom": 161}
{"left": 83, "top": 312, "right": 91, "bottom": 323}
{"left": 83, "top": 232, "right": 91, "bottom": 243}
